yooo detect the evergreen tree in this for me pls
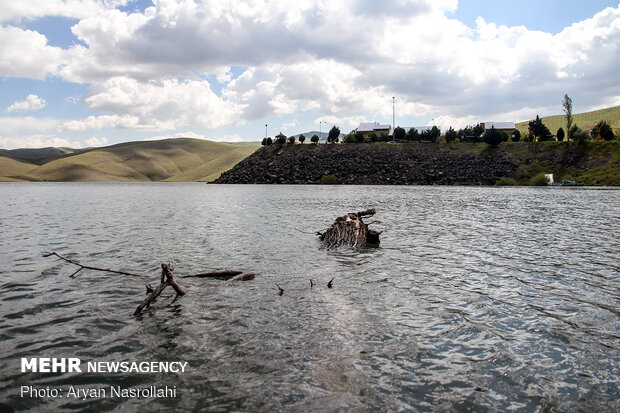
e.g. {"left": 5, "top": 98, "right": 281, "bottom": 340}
{"left": 327, "top": 125, "right": 341, "bottom": 143}
{"left": 444, "top": 127, "right": 457, "bottom": 143}
{"left": 528, "top": 115, "right": 552, "bottom": 141}
{"left": 407, "top": 127, "right": 420, "bottom": 142}
{"left": 393, "top": 126, "right": 406, "bottom": 141}
{"left": 557, "top": 127, "right": 565, "bottom": 142}
{"left": 484, "top": 126, "right": 503, "bottom": 146}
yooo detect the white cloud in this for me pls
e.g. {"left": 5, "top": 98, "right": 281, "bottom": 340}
{"left": 0, "top": 116, "right": 60, "bottom": 135}
{"left": 142, "top": 131, "right": 241, "bottom": 142}
{"left": 84, "top": 136, "right": 108, "bottom": 146}
{"left": 217, "top": 134, "right": 244, "bottom": 142}
{"left": 1, "top": 0, "right": 619, "bottom": 141}
{"left": 282, "top": 119, "right": 299, "bottom": 132}
{"left": 6, "top": 94, "right": 47, "bottom": 112}
{"left": 0, "top": 25, "right": 65, "bottom": 79}
{"left": 73, "top": 77, "right": 239, "bottom": 131}
{"left": 0, "top": 134, "right": 82, "bottom": 150}
{"left": 0, "top": 0, "right": 128, "bottom": 22}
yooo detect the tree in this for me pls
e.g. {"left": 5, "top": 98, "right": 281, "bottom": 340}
{"left": 420, "top": 129, "right": 433, "bottom": 142}
{"left": 429, "top": 126, "right": 441, "bottom": 142}
{"left": 311, "top": 134, "right": 320, "bottom": 144}
{"left": 393, "top": 126, "right": 406, "bottom": 141}
{"left": 528, "top": 115, "right": 552, "bottom": 141}
{"left": 484, "top": 126, "right": 503, "bottom": 146}
{"left": 276, "top": 133, "right": 286, "bottom": 144}
{"left": 591, "top": 120, "right": 614, "bottom": 141}
{"left": 570, "top": 124, "right": 589, "bottom": 142}
{"left": 557, "top": 127, "right": 565, "bottom": 142}
{"left": 563, "top": 94, "right": 573, "bottom": 141}
{"left": 511, "top": 129, "right": 521, "bottom": 142}
{"left": 327, "top": 125, "right": 340, "bottom": 143}
{"left": 444, "top": 127, "right": 457, "bottom": 143}
{"left": 407, "top": 127, "right": 420, "bottom": 142}
{"left": 261, "top": 138, "right": 267, "bottom": 146}
{"left": 299, "top": 134, "right": 306, "bottom": 144}
{"left": 266, "top": 137, "right": 273, "bottom": 145}
{"left": 473, "top": 124, "right": 485, "bottom": 142}
{"left": 287, "top": 136, "right": 295, "bottom": 144}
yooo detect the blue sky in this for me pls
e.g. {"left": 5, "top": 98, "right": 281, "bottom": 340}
{"left": 1, "top": 0, "right": 619, "bottom": 149}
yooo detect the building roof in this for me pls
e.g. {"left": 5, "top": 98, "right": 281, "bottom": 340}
{"left": 357, "top": 122, "right": 391, "bottom": 132}
{"left": 482, "top": 122, "right": 515, "bottom": 130}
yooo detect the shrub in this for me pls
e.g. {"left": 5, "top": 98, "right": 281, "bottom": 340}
{"left": 495, "top": 177, "right": 517, "bottom": 186}
{"left": 266, "top": 137, "right": 273, "bottom": 145}
{"left": 444, "top": 127, "right": 457, "bottom": 143}
{"left": 321, "top": 174, "right": 338, "bottom": 184}
{"left": 591, "top": 120, "right": 614, "bottom": 141}
{"left": 261, "top": 138, "right": 267, "bottom": 146}
{"left": 529, "top": 173, "right": 549, "bottom": 186}
{"left": 393, "top": 126, "right": 406, "bottom": 141}
{"left": 343, "top": 133, "right": 358, "bottom": 143}
{"left": 311, "top": 135, "right": 320, "bottom": 144}
{"left": 484, "top": 126, "right": 503, "bottom": 146}
{"left": 299, "top": 134, "right": 306, "bottom": 144}
{"left": 407, "top": 127, "right": 420, "bottom": 142}
{"left": 287, "top": 136, "right": 295, "bottom": 144}
{"left": 511, "top": 129, "right": 521, "bottom": 142}
{"left": 369, "top": 132, "right": 378, "bottom": 142}
{"left": 557, "top": 127, "right": 565, "bottom": 142}
{"left": 570, "top": 125, "right": 590, "bottom": 142}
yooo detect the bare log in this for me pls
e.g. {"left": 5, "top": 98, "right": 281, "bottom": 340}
{"left": 227, "top": 272, "right": 255, "bottom": 282}
{"left": 318, "top": 209, "right": 382, "bottom": 249}
{"left": 180, "top": 270, "right": 244, "bottom": 279}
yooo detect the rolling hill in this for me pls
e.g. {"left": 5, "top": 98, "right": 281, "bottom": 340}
{"left": 516, "top": 105, "right": 620, "bottom": 135}
{"left": 0, "top": 138, "right": 260, "bottom": 182}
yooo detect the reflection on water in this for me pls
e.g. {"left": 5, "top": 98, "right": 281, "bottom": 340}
{"left": 0, "top": 183, "right": 619, "bottom": 411}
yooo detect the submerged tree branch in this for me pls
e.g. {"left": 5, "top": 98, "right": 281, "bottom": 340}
{"left": 43, "top": 252, "right": 145, "bottom": 277}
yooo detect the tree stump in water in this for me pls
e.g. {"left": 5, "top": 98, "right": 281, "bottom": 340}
{"left": 318, "top": 209, "right": 381, "bottom": 249}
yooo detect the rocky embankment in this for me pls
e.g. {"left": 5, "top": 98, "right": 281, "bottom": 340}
{"left": 214, "top": 143, "right": 522, "bottom": 185}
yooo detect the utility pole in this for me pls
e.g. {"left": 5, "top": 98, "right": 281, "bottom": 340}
{"left": 392, "top": 97, "right": 395, "bottom": 142}
{"left": 265, "top": 124, "right": 268, "bottom": 140}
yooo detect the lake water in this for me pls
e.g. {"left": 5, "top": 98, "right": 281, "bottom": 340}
{"left": 0, "top": 183, "right": 618, "bottom": 412}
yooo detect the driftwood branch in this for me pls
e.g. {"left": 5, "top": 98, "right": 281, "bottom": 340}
{"left": 43, "top": 252, "right": 145, "bottom": 277}
{"left": 134, "top": 264, "right": 186, "bottom": 316}
{"left": 45, "top": 252, "right": 254, "bottom": 316}
{"left": 180, "top": 270, "right": 244, "bottom": 279}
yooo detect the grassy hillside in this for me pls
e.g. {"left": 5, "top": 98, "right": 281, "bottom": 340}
{"left": 0, "top": 156, "right": 38, "bottom": 181}
{"left": 516, "top": 105, "right": 620, "bottom": 135}
{"left": 0, "top": 138, "right": 260, "bottom": 182}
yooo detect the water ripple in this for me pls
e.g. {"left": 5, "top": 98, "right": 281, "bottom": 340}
{"left": 0, "top": 183, "right": 618, "bottom": 411}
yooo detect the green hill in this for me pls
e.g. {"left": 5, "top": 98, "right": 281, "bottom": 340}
{"left": 0, "top": 138, "right": 260, "bottom": 182}
{"left": 0, "top": 156, "right": 38, "bottom": 181}
{"left": 516, "top": 105, "right": 620, "bottom": 135}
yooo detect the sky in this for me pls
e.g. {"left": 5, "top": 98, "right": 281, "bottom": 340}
{"left": 1, "top": 0, "right": 619, "bottom": 149}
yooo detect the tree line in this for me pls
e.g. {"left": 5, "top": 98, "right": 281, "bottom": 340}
{"left": 262, "top": 95, "right": 618, "bottom": 147}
